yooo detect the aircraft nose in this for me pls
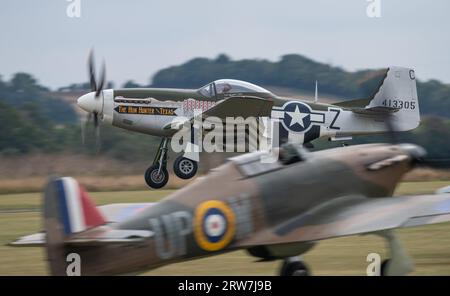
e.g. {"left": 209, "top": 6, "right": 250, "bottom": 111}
{"left": 77, "top": 92, "right": 102, "bottom": 113}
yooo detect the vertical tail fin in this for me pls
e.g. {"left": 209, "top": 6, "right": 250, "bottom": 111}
{"left": 48, "top": 177, "right": 105, "bottom": 235}
{"left": 366, "top": 66, "right": 420, "bottom": 131}
{"left": 336, "top": 66, "right": 421, "bottom": 132}
{"left": 44, "top": 177, "right": 105, "bottom": 275}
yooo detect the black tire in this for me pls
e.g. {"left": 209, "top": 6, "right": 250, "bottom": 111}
{"left": 144, "top": 165, "right": 169, "bottom": 189}
{"left": 279, "top": 261, "right": 310, "bottom": 276}
{"left": 173, "top": 156, "right": 198, "bottom": 180}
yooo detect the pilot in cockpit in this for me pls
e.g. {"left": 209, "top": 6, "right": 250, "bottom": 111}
{"left": 217, "top": 83, "right": 232, "bottom": 94}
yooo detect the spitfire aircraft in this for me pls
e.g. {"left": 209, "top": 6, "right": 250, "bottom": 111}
{"left": 77, "top": 54, "right": 420, "bottom": 189}
{"left": 11, "top": 142, "right": 450, "bottom": 276}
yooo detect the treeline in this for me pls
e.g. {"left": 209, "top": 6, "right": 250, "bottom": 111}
{"left": 0, "top": 73, "right": 77, "bottom": 124}
{"left": 0, "top": 74, "right": 79, "bottom": 154}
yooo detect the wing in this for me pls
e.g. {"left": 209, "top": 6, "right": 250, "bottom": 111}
{"left": 237, "top": 193, "right": 450, "bottom": 247}
{"left": 201, "top": 96, "right": 273, "bottom": 119}
{"left": 164, "top": 96, "right": 273, "bottom": 131}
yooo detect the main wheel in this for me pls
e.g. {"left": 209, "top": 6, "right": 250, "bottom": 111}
{"left": 144, "top": 165, "right": 169, "bottom": 189}
{"left": 279, "top": 260, "right": 310, "bottom": 276}
{"left": 173, "top": 156, "right": 198, "bottom": 179}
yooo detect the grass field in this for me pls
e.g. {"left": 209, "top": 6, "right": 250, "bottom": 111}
{"left": 1, "top": 181, "right": 450, "bottom": 275}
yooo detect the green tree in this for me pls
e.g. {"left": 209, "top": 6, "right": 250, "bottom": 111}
{"left": 122, "top": 80, "right": 141, "bottom": 88}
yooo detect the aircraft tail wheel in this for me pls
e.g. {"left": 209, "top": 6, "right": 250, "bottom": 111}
{"left": 173, "top": 156, "right": 198, "bottom": 179}
{"left": 145, "top": 165, "right": 169, "bottom": 189}
{"left": 279, "top": 260, "right": 310, "bottom": 276}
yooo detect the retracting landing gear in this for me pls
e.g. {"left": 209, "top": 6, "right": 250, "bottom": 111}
{"left": 279, "top": 256, "right": 310, "bottom": 276}
{"left": 376, "top": 230, "right": 414, "bottom": 276}
{"left": 145, "top": 138, "right": 170, "bottom": 189}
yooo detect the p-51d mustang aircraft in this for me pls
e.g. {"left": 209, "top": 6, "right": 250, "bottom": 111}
{"left": 77, "top": 54, "right": 420, "bottom": 189}
{"left": 11, "top": 142, "right": 450, "bottom": 275}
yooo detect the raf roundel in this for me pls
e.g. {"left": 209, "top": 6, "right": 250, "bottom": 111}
{"left": 194, "top": 200, "right": 236, "bottom": 251}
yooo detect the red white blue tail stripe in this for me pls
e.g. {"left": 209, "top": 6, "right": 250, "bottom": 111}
{"left": 55, "top": 177, "right": 105, "bottom": 234}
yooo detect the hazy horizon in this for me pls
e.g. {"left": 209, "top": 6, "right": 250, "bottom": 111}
{"left": 1, "top": 0, "right": 450, "bottom": 89}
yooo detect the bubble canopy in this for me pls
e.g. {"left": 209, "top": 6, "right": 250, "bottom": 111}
{"left": 198, "top": 79, "right": 271, "bottom": 97}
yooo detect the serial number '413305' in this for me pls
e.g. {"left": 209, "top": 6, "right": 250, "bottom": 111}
{"left": 382, "top": 99, "right": 416, "bottom": 110}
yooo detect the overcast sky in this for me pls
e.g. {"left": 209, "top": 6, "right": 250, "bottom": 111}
{"left": 1, "top": 0, "right": 449, "bottom": 89}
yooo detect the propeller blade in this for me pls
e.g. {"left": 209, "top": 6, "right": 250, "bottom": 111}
{"left": 93, "top": 112, "right": 101, "bottom": 152}
{"left": 93, "top": 112, "right": 99, "bottom": 127}
{"left": 87, "top": 111, "right": 92, "bottom": 123}
{"left": 95, "top": 123, "right": 101, "bottom": 153}
{"left": 80, "top": 115, "right": 87, "bottom": 145}
{"left": 95, "top": 127, "right": 101, "bottom": 153}
{"left": 88, "top": 50, "right": 97, "bottom": 92}
{"left": 95, "top": 61, "right": 106, "bottom": 97}
{"left": 84, "top": 50, "right": 106, "bottom": 152}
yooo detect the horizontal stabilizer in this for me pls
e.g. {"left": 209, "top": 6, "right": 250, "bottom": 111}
{"left": 350, "top": 106, "right": 400, "bottom": 115}
{"left": 9, "top": 232, "right": 45, "bottom": 247}
{"left": 10, "top": 228, "right": 153, "bottom": 247}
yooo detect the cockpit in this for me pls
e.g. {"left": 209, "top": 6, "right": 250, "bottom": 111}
{"left": 230, "top": 143, "right": 310, "bottom": 178}
{"left": 198, "top": 79, "right": 271, "bottom": 97}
